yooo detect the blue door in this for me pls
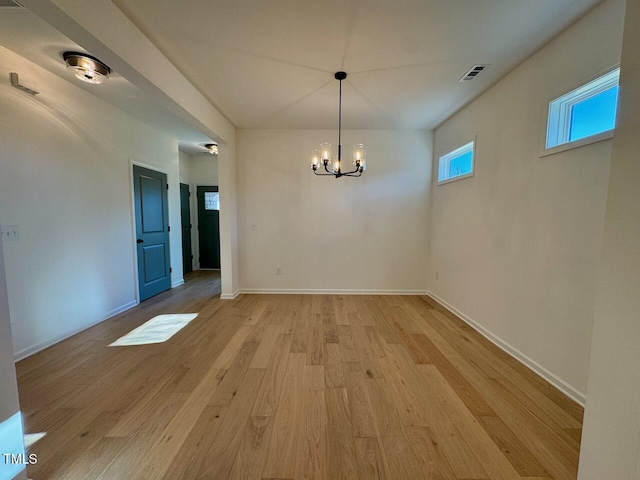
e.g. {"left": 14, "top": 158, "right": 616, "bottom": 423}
{"left": 133, "top": 165, "right": 171, "bottom": 301}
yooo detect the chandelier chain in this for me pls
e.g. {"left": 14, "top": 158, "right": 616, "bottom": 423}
{"left": 338, "top": 77, "right": 342, "bottom": 168}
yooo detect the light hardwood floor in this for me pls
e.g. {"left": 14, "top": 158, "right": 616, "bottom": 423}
{"left": 17, "top": 271, "right": 583, "bottom": 479}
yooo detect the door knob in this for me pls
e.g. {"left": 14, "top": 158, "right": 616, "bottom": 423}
{"left": 137, "top": 239, "right": 144, "bottom": 244}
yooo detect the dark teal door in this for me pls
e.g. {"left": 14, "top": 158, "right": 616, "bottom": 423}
{"left": 197, "top": 186, "right": 221, "bottom": 269}
{"left": 180, "top": 183, "right": 193, "bottom": 275}
{"left": 133, "top": 165, "right": 171, "bottom": 301}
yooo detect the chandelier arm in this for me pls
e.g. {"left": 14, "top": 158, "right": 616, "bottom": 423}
{"left": 313, "top": 169, "right": 336, "bottom": 176}
{"left": 340, "top": 166, "right": 362, "bottom": 176}
{"left": 343, "top": 171, "right": 363, "bottom": 177}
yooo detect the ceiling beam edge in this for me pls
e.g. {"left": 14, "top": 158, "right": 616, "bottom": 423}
{"left": 19, "top": 0, "right": 235, "bottom": 145}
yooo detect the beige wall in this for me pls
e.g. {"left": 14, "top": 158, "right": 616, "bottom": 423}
{"left": 428, "top": 0, "right": 625, "bottom": 401}
{"left": 237, "top": 129, "right": 432, "bottom": 293}
{"left": 578, "top": 0, "right": 640, "bottom": 476}
{"left": 0, "top": 45, "right": 184, "bottom": 358}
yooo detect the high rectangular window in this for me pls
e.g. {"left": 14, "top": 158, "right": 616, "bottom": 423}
{"left": 546, "top": 68, "right": 619, "bottom": 151}
{"left": 438, "top": 141, "right": 475, "bottom": 184}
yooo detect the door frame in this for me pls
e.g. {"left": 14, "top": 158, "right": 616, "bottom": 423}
{"left": 128, "top": 159, "right": 173, "bottom": 304}
{"left": 179, "top": 182, "right": 193, "bottom": 275}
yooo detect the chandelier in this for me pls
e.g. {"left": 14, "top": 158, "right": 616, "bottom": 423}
{"left": 310, "top": 72, "right": 366, "bottom": 178}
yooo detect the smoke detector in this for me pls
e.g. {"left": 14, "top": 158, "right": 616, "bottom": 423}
{"left": 63, "top": 51, "right": 111, "bottom": 85}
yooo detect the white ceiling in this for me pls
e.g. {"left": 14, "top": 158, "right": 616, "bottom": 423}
{"left": 0, "top": 7, "right": 215, "bottom": 155}
{"left": 0, "top": 0, "right": 604, "bottom": 139}
{"left": 113, "top": 0, "right": 603, "bottom": 130}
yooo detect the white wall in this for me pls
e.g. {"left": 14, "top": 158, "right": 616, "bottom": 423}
{"left": 578, "top": 0, "right": 640, "bottom": 476}
{"left": 178, "top": 150, "right": 191, "bottom": 185}
{"left": 237, "top": 129, "right": 432, "bottom": 292}
{"left": 179, "top": 152, "right": 219, "bottom": 186}
{"left": 24, "top": 0, "right": 239, "bottom": 303}
{"left": 428, "top": 0, "right": 625, "bottom": 401}
{"left": 189, "top": 156, "right": 219, "bottom": 187}
{"left": 0, "top": 241, "right": 27, "bottom": 480}
{"left": 0, "top": 241, "right": 19, "bottom": 420}
{"left": 0, "top": 45, "right": 184, "bottom": 359}
{"left": 178, "top": 151, "right": 219, "bottom": 272}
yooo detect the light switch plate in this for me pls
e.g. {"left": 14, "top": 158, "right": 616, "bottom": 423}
{"left": 0, "top": 225, "right": 19, "bottom": 241}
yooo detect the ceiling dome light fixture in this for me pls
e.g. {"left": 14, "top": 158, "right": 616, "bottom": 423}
{"left": 310, "top": 72, "right": 365, "bottom": 178}
{"left": 63, "top": 51, "right": 111, "bottom": 85}
{"left": 205, "top": 143, "right": 218, "bottom": 155}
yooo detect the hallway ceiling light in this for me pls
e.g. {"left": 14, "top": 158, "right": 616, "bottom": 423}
{"left": 205, "top": 143, "right": 218, "bottom": 155}
{"left": 310, "top": 72, "right": 365, "bottom": 178}
{"left": 63, "top": 51, "right": 111, "bottom": 85}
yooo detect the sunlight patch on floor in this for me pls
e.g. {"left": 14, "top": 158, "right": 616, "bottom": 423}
{"left": 23, "top": 432, "right": 46, "bottom": 450}
{"left": 109, "top": 313, "right": 198, "bottom": 347}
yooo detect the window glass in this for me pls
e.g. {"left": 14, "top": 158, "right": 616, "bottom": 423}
{"left": 569, "top": 86, "right": 618, "bottom": 142}
{"left": 448, "top": 150, "right": 473, "bottom": 178}
{"left": 204, "top": 191, "right": 219, "bottom": 211}
{"left": 438, "top": 141, "right": 474, "bottom": 184}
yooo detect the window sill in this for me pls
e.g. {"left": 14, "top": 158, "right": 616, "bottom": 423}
{"left": 540, "top": 130, "right": 614, "bottom": 157}
{"left": 436, "top": 172, "right": 474, "bottom": 186}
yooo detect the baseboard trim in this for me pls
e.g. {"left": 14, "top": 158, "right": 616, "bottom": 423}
{"left": 172, "top": 279, "right": 185, "bottom": 288}
{"left": 220, "top": 290, "right": 241, "bottom": 300}
{"left": 426, "top": 291, "right": 586, "bottom": 407}
{"left": 240, "top": 289, "right": 429, "bottom": 295}
{"left": 14, "top": 300, "right": 138, "bottom": 362}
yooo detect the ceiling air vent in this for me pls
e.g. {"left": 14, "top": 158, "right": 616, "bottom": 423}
{"left": 0, "top": 0, "right": 24, "bottom": 7}
{"left": 459, "top": 64, "right": 489, "bottom": 82}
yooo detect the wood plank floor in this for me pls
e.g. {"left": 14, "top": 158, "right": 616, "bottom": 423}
{"left": 17, "top": 271, "right": 583, "bottom": 479}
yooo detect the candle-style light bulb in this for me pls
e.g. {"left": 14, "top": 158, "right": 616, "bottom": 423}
{"left": 320, "top": 143, "right": 331, "bottom": 163}
{"left": 311, "top": 150, "right": 320, "bottom": 169}
{"left": 353, "top": 144, "right": 365, "bottom": 165}
{"left": 333, "top": 158, "right": 340, "bottom": 173}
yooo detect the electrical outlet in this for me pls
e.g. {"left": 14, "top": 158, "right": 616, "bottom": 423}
{"left": 435, "top": 271, "right": 440, "bottom": 280}
{"left": 1, "top": 225, "right": 19, "bottom": 242}
{"left": 276, "top": 266, "right": 282, "bottom": 275}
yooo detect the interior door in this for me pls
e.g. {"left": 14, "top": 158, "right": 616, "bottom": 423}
{"left": 133, "top": 165, "right": 171, "bottom": 301}
{"left": 180, "top": 183, "right": 193, "bottom": 275}
{"left": 197, "top": 186, "right": 221, "bottom": 269}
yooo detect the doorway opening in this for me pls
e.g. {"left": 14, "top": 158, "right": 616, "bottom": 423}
{"left": 197, "top": 186, "right": 221, "bottom": 270}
